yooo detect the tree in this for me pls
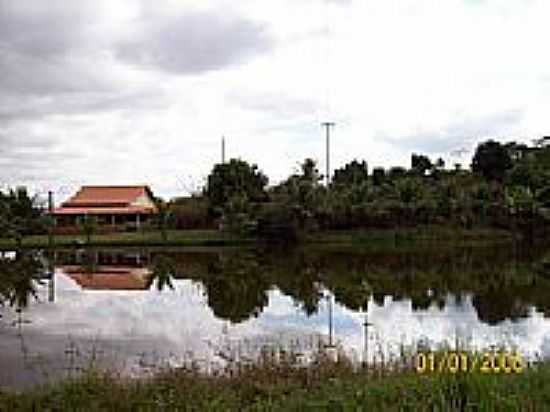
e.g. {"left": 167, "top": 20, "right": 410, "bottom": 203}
{"left": 388, "top": 166, "right": 407, "bottom": 179}
{"left": 372, "top": 167, "right": 385, "bottom": 186}
{"left": 471, "top": 140, "right": 513, "bottom": 181}
{"left": 332, "top": 160, "right": 368, "bottom": 187}
{"left": 411, "top": 153, "right": 433, "bottom": 176}
{"left": 79, "top": 215, "right": 97, "bottom": 244}
{"left": 0, "top": 187, "right": 45, "bottom": 247}
{"left": 205, "top": 159, "right": 268, "bottom": 213}
{"left": 152, "top": 200, "right": 174, "bottom": 241}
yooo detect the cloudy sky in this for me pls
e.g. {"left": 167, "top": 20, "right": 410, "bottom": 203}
{"left": 1, "top": 0, "right": 549, "bottom": 201}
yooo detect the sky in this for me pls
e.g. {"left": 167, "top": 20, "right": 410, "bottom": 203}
{"left": 1, "top": 0, "right": 549, "bottom": 201}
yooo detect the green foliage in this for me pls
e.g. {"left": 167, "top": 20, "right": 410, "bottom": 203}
{"left": 205, "top": 159, "right": 268, "bottom": 235}
{"left": 372, "top": 167, "right": 385, "bottom": 186}
{"left": 149, "top": 255, "right": 176, "bottom": 291}
{"left": 152, "top": 201, "right": 175, "bottom": 241}
{"left": 332, "top": 159, "right": 368, "bottom": 187}
{"left": 411, "top": 153, "right": 433, "bottom": 176}
{"left": 79, "top": 215, "right": 98, "bottom": 244}
{"left": 169, "top": 196, "right": 211, "bottom": 229}
{"left": 388, "top": 166, "right": 407, "bottom": 179}
{"left": 0, "top": 251, "right": 45, "bottom": 309}
{"left": 472, "top": 140, "right": 513, "bottom": 181}
{"left": 2, "top": 355, "right": 550, "bottom": 410}
{"left": 0, "top": 187, "right": 45, "bottom": 246}
{"left": 205, "top": 159, "right": 268, "bottom": 213}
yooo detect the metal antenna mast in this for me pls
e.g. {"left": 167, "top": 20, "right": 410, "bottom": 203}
{"left": 321, "top": 122, "right": 335, "bottom": 185}
{"left": 221, "top": 136, "right": 226, "bottom": 164}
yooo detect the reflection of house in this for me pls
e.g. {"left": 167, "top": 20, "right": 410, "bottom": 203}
{"left": 61, "top": 266, "right": 151, "bottom": 290}
{"left": 52, "top": 186, "right": 158, "bottom": 231}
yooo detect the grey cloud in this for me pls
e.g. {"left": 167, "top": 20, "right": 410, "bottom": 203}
{"left": 384, "top": 109, "right": 524, "bottom": 155}
{"left": 0, "top": 2, "right": 93, "bottom": 59}
{"left": 0, "top": 1, "right": 117, "bottom": 97}
{"left": 115, "top": 11, "right": 273, "bottom": 74}
{"left": 0, "top": 89, "right": 172, "bottom": 124}
{"left": 0, "top": 132, "right": 57, "bottom": 153}
{"left": 231, "top": 92, "right": 321, "bottom": 118}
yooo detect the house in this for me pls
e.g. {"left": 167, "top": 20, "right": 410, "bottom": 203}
{"left": 52, "top": 185, "right": 158, "bottom": 231}
{"left": 61, "top": 266, "right": 152, "bottom": 290}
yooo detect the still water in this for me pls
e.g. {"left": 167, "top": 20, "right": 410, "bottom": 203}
{"left": 1, "top": 242, "right": 550, "bottom": 388}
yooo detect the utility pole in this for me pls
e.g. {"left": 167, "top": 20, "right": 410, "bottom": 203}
{"left": 221, "top": 136, "right": 226, "bottom": 164}
{"left": 321, "top": 122, "right": 335, "bottom": 186}
{"left": 48, "top": 191, "right": 54, "bottom": 248}
{"left": 47, "top": 190, "right": 55, "bottom": 302}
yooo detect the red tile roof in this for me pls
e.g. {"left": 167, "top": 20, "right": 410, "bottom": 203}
{"left": 63, "top": 186, "right": 151, "bottom": 206}
{"left": 62, "top": 266, "right": 151, "bottom": 290}
{"left": 52, "top": 185, "right": 158, "bottom": 216}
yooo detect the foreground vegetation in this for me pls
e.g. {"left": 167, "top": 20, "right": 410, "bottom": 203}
{"left": 1, "top": 354, "right": 549, "bottom": 411}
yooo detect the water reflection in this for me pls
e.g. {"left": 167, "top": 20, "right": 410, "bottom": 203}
{"left": 2, "top": 242, "right": 550, "bottom": 388}
{"left": 0, "top": 251, "right": 48, "bottom": 310}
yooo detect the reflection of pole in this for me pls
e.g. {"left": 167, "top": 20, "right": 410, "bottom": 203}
{"left": 48, "top": 270, "right": 55, "bottom": 303}
{"left": 327, "top": 293, "right": 334, "bottom": 346}
{"left": 363, "top": 313, "right": 373, "bottom": 364}
{"left": 48, "top": 191, "right": 54, "bottom": 248}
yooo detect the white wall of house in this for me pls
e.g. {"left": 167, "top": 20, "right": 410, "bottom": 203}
{"left": 131, "top": 193, "right": 156, "bottom": 209}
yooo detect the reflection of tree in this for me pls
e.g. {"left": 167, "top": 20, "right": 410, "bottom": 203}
{"left": 149, "top": 255, "right": 176, "bottom": 291}
{"left": 472, "top": 291, "right": 530, "bottom": 325}
{"left": 202, "top": 253, "right": 269, "bottom": 323}
{"left": 274, "top": 251, "right": 324, "bottom": 316}
{"left": 0, "top": 251, "right": 45, "bottom": 309}
{"left": 329, "top": 271, "right": 371, "bottom": 312}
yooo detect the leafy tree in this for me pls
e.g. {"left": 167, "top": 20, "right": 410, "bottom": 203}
{"left": 471, "top": 140, "right": 513, "bottom": 181}
{"left": 152, "top": 200, "right": 174, "bottom": 241}
{"left": 388, "top": 166, "right": 407, "bottom": 179}
{"left": 332, "top": 160, "right": 368, "bottom": 187}
{"left": 411, "top": 153, "right": 433, "bottom": 176}
{"left": 0, "top": 187, "right": 45, "bottom": 247}
{"left": 79, "top": 215, "right": 98, "bottom": 244}
{"left": 372, "top": 167, "right": 385, "bottom": 186}
{"left": 205, "top": 159, "right": 268, "bottom": 214}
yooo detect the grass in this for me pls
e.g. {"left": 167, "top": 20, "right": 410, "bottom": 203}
{"left": 0, "top": 230, "right": 255, "bottom": 250}
{"left": 0, "top": 226, "right": 517, "bottom": 250}
{"left": 1, "top": 351, "right": 549, "bottom": 411}
{"left": 306, "top": 225, "right": 516, "bottom": 245}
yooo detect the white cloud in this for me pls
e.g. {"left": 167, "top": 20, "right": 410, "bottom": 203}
{"left": 1, "top": 0, "right": 550, "bottom": 198}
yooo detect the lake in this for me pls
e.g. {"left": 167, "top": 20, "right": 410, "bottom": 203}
{"left": 1, "top": 241, "right": 550, "bottom": 389}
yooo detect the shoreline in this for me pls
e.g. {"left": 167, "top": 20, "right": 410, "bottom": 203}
{"left": 0, "top": 225, "right": 522, "bottom": 250}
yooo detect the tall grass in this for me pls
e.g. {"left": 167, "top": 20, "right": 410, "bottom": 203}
{"left": 1, "top": 343, "right": 549, "bottom": 411}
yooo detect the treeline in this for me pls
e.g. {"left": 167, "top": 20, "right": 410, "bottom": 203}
{"left": 2, "top": 138, "right": 550, "bottom": 243}
{"left": 202, "top": 138, "right": 550, "bottom": 239}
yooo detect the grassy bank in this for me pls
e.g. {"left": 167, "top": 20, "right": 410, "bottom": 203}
{"left": 0, "top": 230, "right": 255, "bottom": 250}
{"left": 0, "top": 226, "right": 518, "bottom": 250}
{"left": 1, "top": 357, "right": 549, "bottom": 411}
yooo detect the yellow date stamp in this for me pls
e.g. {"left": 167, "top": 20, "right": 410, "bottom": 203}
{"left": 415, "top": 351, "right": 525, "bottom": 374}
